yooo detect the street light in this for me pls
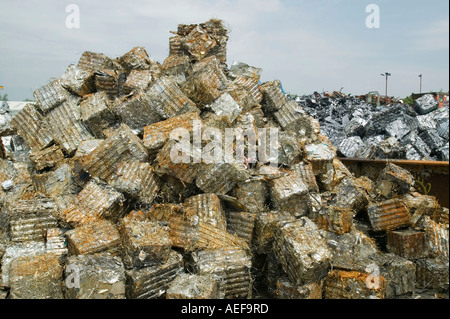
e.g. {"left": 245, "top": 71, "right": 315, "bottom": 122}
{"left": 418, "top": 74, "right": 423, "bottom": 94}
{"left": 380, "top": 72, "right": 391, "bottom": 102}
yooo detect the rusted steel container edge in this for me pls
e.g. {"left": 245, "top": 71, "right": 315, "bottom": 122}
{"left": 339, "top": 158, "right": 449, "bottom": 209}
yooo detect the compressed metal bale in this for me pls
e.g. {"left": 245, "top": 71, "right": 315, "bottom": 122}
{"left": 190, "top": 248, "right": 252, "bottom": 299}
{"left": 338, "top": 136, "right": 365, "bottom": 158}
{"left": 333, "top": 177, "right": 369, "bottom": 213}
{"left": 122, "top": 69, "right": 153, "bottom": 94}
{"left": 402, "top": 132, "right": 432, "bottom": 158}
{"left": 208, "top": 92, "right": 242, "bottom": 123}
{"left": 156, "top": 140, "right": 199, "bottom": 184}
{"left": 119, "top": 46, "right": 152, "bottom": 71}
{"left": 260, "top": 80, "right": 286, "bottom": 113}
{"left": 313, "top": 205, "right": 353, "bottom": 235}
{"left": 436, "top": 117, "right": 449, "bottom": 140}
{"left": 344, "top": 117, "right": 367, "bottom": 137}
{"left": 114, "top": 93, "right": 162, "bottom": 133}
{"left": 73, "top": 139, "right": 104, "bottom": 158}
{"left": 415, "top": 257, "right": 449, "bottom": 291}
{"left": 169, "top": 35, "right": 184, "bottom": 56}
{"left": 157, "top": 174, "right": 197, "bottom": 204}
{"left": 61, "top": 178, "right": 125, "bottom": 226}
{"left": 419, "top": 129, "right": 444, "bottom": 151}
{"left": 29, "top": 145, "right": 65, "bottom": 171}
{"left": 182, "top": 58, "right": 228, "bottom": 106}
{"left": 10, "top": 103, "right": 53, "bottom": 151}
{"left": 415, "top": 94, "right": 439, "bottom": 115}
{"left": 385, "top": 119, "right": 411, "bottom": 140}
{"left": 183, "top": 25, "right": 217, "bottom": 61}
{"left": 143, "top": 112, "right": 201, "bottom": 151}
{"left": 146, "top": 77, "right": 198, "bottom": 119}
{"left": 292, "top": 162, "right": 319, "bottom": 193}
{"left": 64, "top": 253, "right": 126, "bottom": 299}
{"left": 367, "top": 198, "right": 411, "bottom": 232}
{"left": 269, "top": 172, "right": 310, "bottom": 217}
{"left": 162, "top": 55, "right": 192, "bottom": 77}
{"left": 228, "top": 76, "right": 262, "bottom": 110}
{"left": 80, "top": 91, "right": 117, "bottom": 138}
{"left": 166, "top": 273, "right": 220, "bottom": 299}
{"left": 77, "top": 51, "right": 116, "bottom": 73}
{"left": 45, "top": 100, "right": 94, "bottom": 155}
{"left": 304, "top": 142, "right": 336, "bottom": 175}
{"left": 169, "top": 214, "right": 248, "bottom": 252}
{"left": 112, "top": 161, "right": 159, "bottom": 206}
{"left": 120, "top": 218, "right": 172, "bottom": 269}
{"left": 274, "top": 102, "right": 319, "bottom": 138}
{"left": 229, "top": 61, "right": 262, "bottom": 81}
{"left": 234, "top": 179, "right": 268, "bottom": 214}
{"left": 147, "top": 204, "right": 182, "bottom": 222}
{"left": 422, "top": 216, "right": 449, "bottom": 259}
{"left": 60, "top": 64, "right": 95, "bottom": 97}
{"left": 275, "top": 132, "right": 303, "bottom": 166}
{"left": 183, "top": 193, "right": 226, "bottom": 231}
{"left": 253, "top": 211, "right": 295, "bottom": 254}
{"left": 386, "top": 229, "right": 428, "bottom": 260}
{"left": 65, "top": 219, "right": 121, "bottom": 255}
{"left": 33, "top": 79, "right": 68, "bottom": 114}
{"left": 273, "top": 217, "right": 332, "bottom": 285}
{"left": 196, "top": 162, "right": 248, "bottom": 195}
{"left": 125, "top": 250, "right": 184, "bottom": 299}
{"left": 437, "top": 143, "right": 449, "bottom": 161}
{"left": 433, "top": 207, "right": 449, "bottom": 226}
{"left": 376, "top": 163, "right": 415, "bottom": 197}
{"left": 374, "top": 137, "right": 406, "bottom": 160}
{"left": 94, "top": 69, "right": 126, "bottom": 99}
{"left": 226, "top": 211, "right": 256, "bottom": 246}
{"left": 274, "top": 276, "right": 323, "bottom": 299}
{"left": 81, "top": 124, "right": 148, "bottom": 183}
{"left": 324, "top": 270, "right": 386, "bottom": 299}
{"left": 416, "top": 114, "right": 437, "bottom": 133}
{"left": 9, "top": 252, "right": 64, "bottom": 299}
{"left": 325, "top": 230, "right": 379, "bottom": 270}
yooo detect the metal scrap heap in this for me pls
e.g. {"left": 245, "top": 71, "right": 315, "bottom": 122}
{"left": 298, "top": 92, "right": 449, "bottom": 161}
{"left": 0, "top": 19, "right": 448, "bottom": 300}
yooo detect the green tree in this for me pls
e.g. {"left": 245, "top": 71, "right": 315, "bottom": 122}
{"left": 0, "top": 94, "right": 8, "bottom": 101}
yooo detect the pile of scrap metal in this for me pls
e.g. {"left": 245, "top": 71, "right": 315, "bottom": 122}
{"left": 297, "top": 92, "right": 449, "bottom": 161}
{"left": 0, "top": 19, "right": 448, "bottom": 300}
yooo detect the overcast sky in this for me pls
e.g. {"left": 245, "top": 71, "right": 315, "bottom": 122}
{"left": 0, "top": 0, "right": 448, "bottom": 100}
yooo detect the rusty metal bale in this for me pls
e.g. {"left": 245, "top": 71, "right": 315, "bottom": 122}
{"left": 324, "top": 270, "right": 387, "bottom": 299}
{"left": 10, "top": 103, "right": 53, "bottom": 151}
{"left": 386, "top": 229, "right": 428, "bottom": 260}
{"left": 422, "top": 216, "right": 449, "bottom": 259}
{"left": 81, "top": 124, "right": 148, "bottom": 183}
{"left": 120, "top": 218, "right": 172, "bottom": 269}
{"left": 260, "top": 80, "right": 286, "bottom": 113}
{"left": 190, "top": 248, "right": 252, "bottom": 299}
{"left": 77, "top": 51, "right": 116, "bottom": 73}
{"left": 94, "top": 68, "right": 127, "bottom": 99}
{"left": 166, "top": 273, "right": 220, "bottom": 299}
{"left": 122, "top": 69, "right": 153, "bottom": 95}
{"left": 169, "top": 213, "right": 247, "bottom": 252}
{"left": 64, "top": 253, "right": 126, "bottom": 299}
{"left": 183, "top": 193, "right": 226, "bottom": 231}
{"left": 228, "top": 76, "right": 262, "bottom": 111}
{"left": 112, "top": 161, "right": 159, "bottom": 206}
{"left": 33, "top": 79, "right": 68, "bottom": 114}
{"left": 292, "top": 162, "right": 319, "bottom": 193}
{"left": 29, "top": 145, "right": 65, "bottom": 171}
{"left": 147, "top": 204, "right": 182, "bottom": 222}
{"left": 113, "top": 93, "right": 162, "bottom": 133}
{"left": 269, "top": 172, "right": 310, "bottom": 217}
{"left": 162, "top": 55, "right": 192, "bottom": 77}
{"left": 61, "top": 178, "right": 125, "bottom": 226}
{"left": 146, "top": 77, "right": 199, "bottom": 120}
{"left": 196, "top": 162, "right": 248, "bottom": 195}
{"left": 60, "top": 64, "right": 95, "bottom": 97}
{"left": 415, "top": 257, "right": 449, "bottom": 292}
{"left": 234, "top": 179, "right": 268, "bottom": 214}
{"left": 125, "top": 250, "right": 183, "bottom": 299}
{"left": 143, "top": 111, "right": 200, "bottom": 152}
{"left": 7, "top": 198, "right": 59, "bottom": 243}
{"left": 274, "top": 276, "right": 323, "bottom": 299}
{"left": 314, "top": 205, "right": 354, "bottom": 235}
{"left": 333, "top": 177, "right": 369, "bottom": 213}
{"left": 253, "top": 211, "right": 295, "bottom": 254}
{"left": 183, "top": 25, "right": 217, "bottom": 61}
{"left": 9, "top": 252, "right": 64, "bottom": 299}
{"left": 376, "top": 163, "right": 415, "bottom": 197}
{"left": 119, "top": 46, "right": 152, "bottom": 71}
{"left": 182, "top": 57, "right": 228, "bottom": 107}
{"left": 273, "top": 217, "right": 332, "bottom": 285}
{"left": 208, "top": 92, "right": 242, "bottom": 123}
{"left": 226, "top": 211, "right": 256, "bottom": 246}
{"left": 65, "top": 219, "right": 121, "bottom": 255}
{"left": 45, "top": 100, "right": 94, "bottom": 155}
{"left": 433, "top": 207, "right": 449, "bottom": 226}
{"left": 80, "top": 91, "right": 117, "bottom": 138}
{"left": 367, "top": 198, "right": 411, "bottom": 232}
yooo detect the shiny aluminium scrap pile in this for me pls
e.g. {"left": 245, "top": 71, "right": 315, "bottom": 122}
{"left": 298, "top": 93, "right": 449, "bottom": 161}
{"left": 0, "top": 19, "right": 449, "bottom": 300}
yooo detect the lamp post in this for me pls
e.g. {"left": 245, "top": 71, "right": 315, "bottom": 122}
{"left": 418, "top": 74, "right": 422, "bottom": 94}
{"left": 380, "top": 72, "right": 391, "bottom": 102}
